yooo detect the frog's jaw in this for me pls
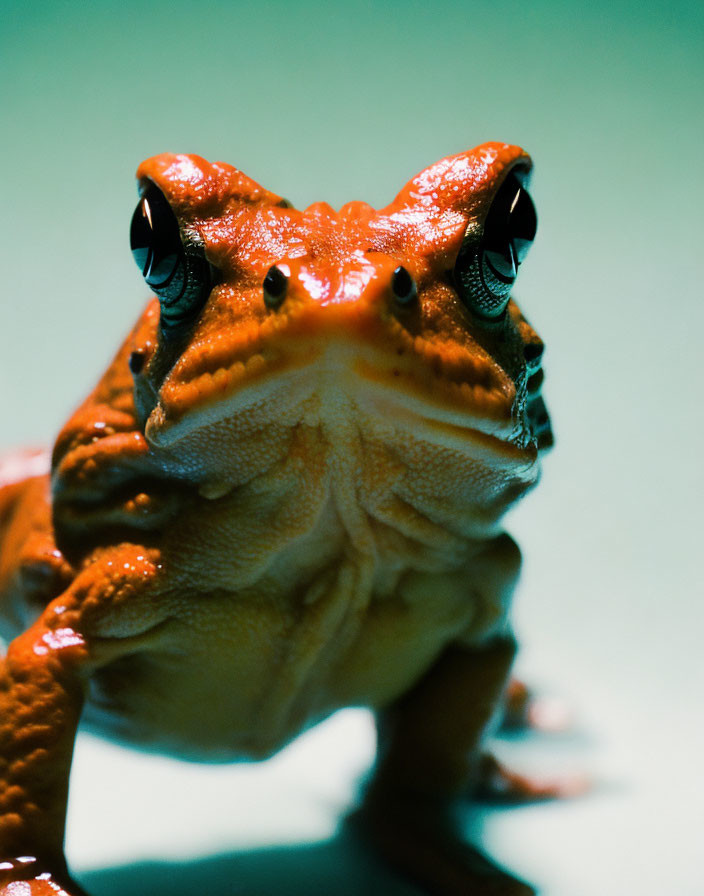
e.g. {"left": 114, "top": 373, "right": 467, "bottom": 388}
{"left": 141, "top": 308, "right": 540, "bottom": 547}
{"left": 143, "top": 249, "right": 532, "bottom": 443}
{"left": 144, "top": 293, "right": 524, "bottom": 454}
{"left": 148, "top": 336, "right": 518, "bottom": 446}
{"left": 142, "top": 341, "right": 539, "bottom": 561}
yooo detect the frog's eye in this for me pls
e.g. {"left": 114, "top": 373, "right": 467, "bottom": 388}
{"left": 454, "top": 170, "right": 537, "bottom": 320}
{"left": 130, "top": 182, "right": 213, "bottom": 330}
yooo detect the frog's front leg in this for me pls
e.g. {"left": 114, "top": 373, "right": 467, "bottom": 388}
{"left": 356, "top": 534, "right": 533, "bottom": 895}
{"left": 359, "top": 637, "right": 533, "bottom": 896}
{"left": 0, "top": 545, "right": 162, "bottom": 896}
{"left": 0, "top": 619, "right": 86, "bottom": 894}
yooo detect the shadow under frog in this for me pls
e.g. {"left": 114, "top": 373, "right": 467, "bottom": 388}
{"left": 79, "top": 835, "right": 438, "bottom": 896}
{"left": 78, "top": 816, "right": 527, "bottom": 896}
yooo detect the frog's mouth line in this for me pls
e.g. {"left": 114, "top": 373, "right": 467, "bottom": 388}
{"left": 151, "top": 298, "right": 516, "bottom": 428}
{"left": 146, "top": 334, "right": 535, "bottom": 459}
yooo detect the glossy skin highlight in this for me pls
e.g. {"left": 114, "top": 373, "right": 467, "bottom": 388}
{"left": 0, "top": 143, "right": 550, "bottom": 895}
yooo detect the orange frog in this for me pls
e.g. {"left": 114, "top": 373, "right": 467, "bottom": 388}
{"left": 0, "top": 143, "right": 553, "bottom": 895}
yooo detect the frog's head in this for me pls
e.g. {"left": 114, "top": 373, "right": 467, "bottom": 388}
{"left": 127, "top": 144, "right": 551, "bottom": 501}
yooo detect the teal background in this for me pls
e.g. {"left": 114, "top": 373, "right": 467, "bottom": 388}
{"left": 1, "top": 1, "right": 702, "bottom": 893}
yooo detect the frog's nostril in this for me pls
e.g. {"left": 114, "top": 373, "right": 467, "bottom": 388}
{"left": 523, "top": 342, "right": 544, "bottom": 366}
{"left": 128, "top": 350, "right": 146, "bottom": 375}
{"left": 263, "top": 265, "right": 288, "bottom": 310}
{"left": 391, "top": 266, "right": 418, "bottom": 306}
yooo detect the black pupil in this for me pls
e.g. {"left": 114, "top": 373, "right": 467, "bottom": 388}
{"left": 130, "top": 184, "right": 183, "bottom": 290}
{"left": 391, "top": 265, "right": 415, "bottom": 302}
{"left": 482, "top": 172, "right": 537, "bottom": 283}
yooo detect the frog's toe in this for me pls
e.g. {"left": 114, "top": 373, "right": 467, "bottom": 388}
{"left": 474, "top": 752, "right": 590, "bottom": 804}
{"left": 499, "top": 678, "right": 573, "bottom": 733}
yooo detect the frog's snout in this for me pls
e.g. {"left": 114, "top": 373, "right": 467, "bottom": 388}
{"left": 257, "top": 255, "right": 421, "bottom": 321}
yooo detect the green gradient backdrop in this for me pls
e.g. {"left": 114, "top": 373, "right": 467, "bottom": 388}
{"left": 1, "top": 1, "right": 703, "bottom": 894}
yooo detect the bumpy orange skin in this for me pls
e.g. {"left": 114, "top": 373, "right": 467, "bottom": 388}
{"left": 0, "top": 143, "right": 549, "bottom": 895}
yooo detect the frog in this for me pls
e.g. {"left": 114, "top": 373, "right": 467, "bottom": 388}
{"left": 0, "top": 141, "right": 554, "bottom": 896}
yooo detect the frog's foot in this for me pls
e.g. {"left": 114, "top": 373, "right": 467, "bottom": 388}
{"left": 349, "top": 790, "right": 534, "bottom": 896}
{"left": 0, "top": 856, "right": 88, "bottom": 896}
{"left": 474, "top": 752, "right": 589, "bottom": 804}
{"left": 499, "top": 679, "right": 572, "bottom": 734}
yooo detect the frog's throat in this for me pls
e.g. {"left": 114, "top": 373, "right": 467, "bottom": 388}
{"left": 136, "top": 336, "right": 539, "bottom": 556}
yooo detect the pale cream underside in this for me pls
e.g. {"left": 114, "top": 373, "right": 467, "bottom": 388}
{"left": 84, "top": 345, "right": 536, "bottom": 760}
